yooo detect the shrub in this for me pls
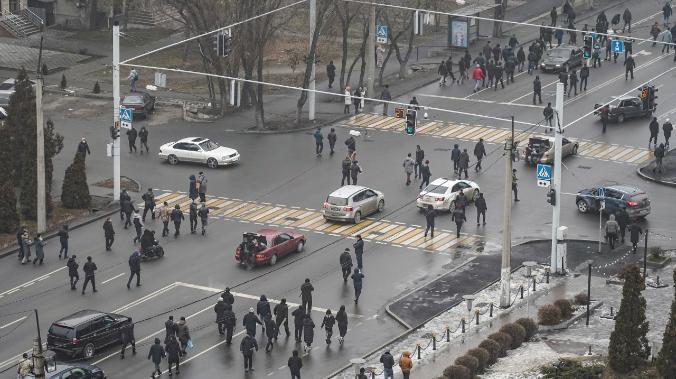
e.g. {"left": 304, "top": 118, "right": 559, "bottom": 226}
{"left": 487, "top": 332, "right": 512, "bottom": 357}
{"left": 93, "top": 81, "right": 101, "bottom": 94}
{"left": 500, "top": 323, "right": 526, "bottom": 348}
{"left": 467, "top": 347, "right": 490, "bottom": 373}
{"left": 554, "top": 299, "right": 574, "bottom": 319}
{"left": 538, "top": 304, "right": 562, "bottom": 325}
{"left": 574, "top": 292, "right": 590, "bottom": 305}
{"left": 515, "top": 318, "right": 538, "bottom": 341}
{"left": 60, "top": 74, "right": 67, "bottom": 89}
{"left": 540, "top": 359, "right": 604, "bottom": 378}
{"left": 61, "top": 153, "right": 91, "bottom": 209}
{"left": 479, "top": 339, "right": 500, "bottom": 365}
{"left": 649, "top": 246, "right": 663, "bottom": 260}
{"left": 442, "top": 365, "right": 470, "bottom": 379}
{"left": 454, "top": 355, "right": 479, "bottom": 377}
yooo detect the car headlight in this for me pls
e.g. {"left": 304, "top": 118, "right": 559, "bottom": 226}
{"left": 555, "top": 64, "right": 561, "bottom": 67}
{"left": 222, "top": 156, "right": 228, "bottom": 161}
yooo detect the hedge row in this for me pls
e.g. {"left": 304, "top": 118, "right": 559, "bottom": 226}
{"left": 538, "top": 295, "right": 585, "bottom": 325}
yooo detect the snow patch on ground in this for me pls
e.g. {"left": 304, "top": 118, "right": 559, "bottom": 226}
{"left": 480, "top": 340, "right": 576, "bottom": 379}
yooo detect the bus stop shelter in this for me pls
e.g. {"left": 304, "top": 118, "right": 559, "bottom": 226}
{"left": 448, "top": 0, "right": 501, "bottom": 49}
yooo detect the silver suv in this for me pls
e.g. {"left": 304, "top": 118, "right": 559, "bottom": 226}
{"left": 321, "top": 185, "right": 385, "bottom": 223}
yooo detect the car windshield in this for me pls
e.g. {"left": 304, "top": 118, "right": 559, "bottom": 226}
{"left": 423, "top": 185, "right": 449, "bottom": 195}
{"left": 0, "top": 83, "right": 13, "bottom": 90}
{"left": 49, "top": 324, "right": 75, "bottom": 338}
{"left": 327, "top": 196, "right": 347, "bottom": 206}
{"left": 199, "top": 140, "right": 219, "bottom": 151}
{"left": 123, "top": 96, "right": 143, "bottom": 104}
{"left": 629, "top": 193, "right": 648, "bottom": 202}
{"left": 547, "top": 49, "right": 568, "bottom": 58}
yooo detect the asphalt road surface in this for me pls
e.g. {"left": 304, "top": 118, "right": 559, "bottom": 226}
{"left": 2, "top": 1, "right": 676, "bottom": 378}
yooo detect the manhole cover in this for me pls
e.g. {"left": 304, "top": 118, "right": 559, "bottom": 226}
{"left": 284, "top": 217, "right": 301, "bottom": 222}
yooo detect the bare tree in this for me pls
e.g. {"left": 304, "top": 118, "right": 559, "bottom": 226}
{"left": 334, "top": 2, "right": 362, "bottom": 91}
{"left": 382, "top": 0, "right": 420, "bottom": 79}
{"left": 493, "top": 0, "right": 506, "bottom": 37}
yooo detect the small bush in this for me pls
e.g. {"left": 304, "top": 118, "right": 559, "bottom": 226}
{"left": 540, "top": 358, "right": 605, "bottom": 378}
{"left": 649, "top": 246, "right": 663, "bottom": 259}
{"left": 467, "top": 347, "right": 490, "bottom": 373}
{"left": 442, "top": 365, "right": 470, "bottom": 379}
{"left": 479, "top": 339, "right": 500, "bottom": 365}
{"left": 92, "top": 81, "right": 101, "bottom": 94}
{"left": 538, "top": 304, "right": 562, "bottom": 325}
{"left": 454, "top": 355, "right": 479, "bottom": 377}
{"left": 574, "top": 292, "right": 590, "bottom": 305}
{"left": 515, "top": 318, "right": 538, "bottom": 341}
{"left": 554, "top": 299, "right": 574, "bottom": 319}
{"left": 41, "top": 63, "right": 48, "bottom": 75}
{"left": 487, "top": 332, "right": 513, "bottom": 357}
{"left": 500, "top": 323, "right": 526, "bottom": 348}
{"left": 60, "top": 74, "right": 67, "bottom": 89}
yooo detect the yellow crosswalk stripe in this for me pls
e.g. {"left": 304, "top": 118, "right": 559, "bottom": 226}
{"left": 220, "top": 202, "right": 251, "bottom": 217}
{"left": 419, "top": 233, "right": 454, "bottom": 249}
{"left": 417, "top": 121, "right": 439, "bottom": 133}
{"left": 400, "top": 232, "right": 426, "bottom": 246}
{"left": 258, "top": 208, "right": 293, "bottom": 223}
{"left": 339, "top": 220, "right": 374, "bottom": 236}
{"left": 390, "top": 228, "right": 420, "bottom": 244}
{"left": 371, "top": 117, "right": 400, "bottom": 129}
{"left": 626, "top": 150, "right": 650, "bottom": 163}
{"left": 439, "top": 124, "right": 466, "bottom": 137}
{"left": 349, "top": 221, "right": 385, "bottom": 237}
{"left": 360, "top": 222, "right": 393, "bottom": 238}
{"left": 248, "top": 206, "right": 283, "bottom": 221}
{"left": 375, "top": 225, "right": 408, "bottom": 241}
{"left": 610, "top": 147, "right": 636, "bottom": 161}
{"left": 594, "top": 145, "right": 621, "bottom": 159}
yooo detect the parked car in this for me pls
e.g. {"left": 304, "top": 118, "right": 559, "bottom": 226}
{"left": 593, "top": 96, "right": 654, "bottom": 123}
{"left": 520, "top": 135, "right": 579, "bottom": 165}
{"left": 234, "top": 229, "right": 306, "bottom": 266}
{"left": 321, "top": 185, "right": 385, "bottom": 223}
{"left": 121, "top": 92, "right": 155, "bottom": 119}
{"left": 158, "top": 137, "right": 240, "bottom": 168}
{"left": 24, "top": 362, "right": 106, "bottom": 379}
{"left": 47, "top": 310, "right": 132, "bottom": 359}
{"left": 416, "top": 178, "right": 480, "bottom": 212}
{"left": 0, "top": 78, "right": 35, "bottom": 98}
{"left": 575, "top": 184, "right": 651, "bottom": 219}
{"left": 539, "top": 45, "right": 583, "bottom": 72}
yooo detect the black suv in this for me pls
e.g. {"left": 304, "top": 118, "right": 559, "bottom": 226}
{"left": 47, "top": 310, "right": 132, "bottom": 359}
{"left": 539, "top": 45, "right": 583, "bottom": 72}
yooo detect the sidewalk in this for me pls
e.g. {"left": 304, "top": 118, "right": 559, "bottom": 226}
{"left": 637, "top": 147, "right": 676, "bottom": 186}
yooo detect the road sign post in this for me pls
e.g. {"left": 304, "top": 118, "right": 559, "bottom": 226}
{"left": 611, "top": 40, "right": 624, "bottom": 54}
{"left": 536, "top": 163, "right": 552, "bottom": 188}
{"left": 113, "top": 21, "right": 121, "bottom": 201}
{"left": 119, "top": 107, "right": 132, "bottom": 129}
{"left": 551, "top": 83, "right": 564, "bottom": 274}
{"left": 376, "top": 24, "right": 388, "bottom": 44}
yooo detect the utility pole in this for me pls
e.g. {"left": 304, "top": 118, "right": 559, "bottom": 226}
{"left": 500, "top": 117, "right": 515, "bottom": 308}
{"left": 551, "top": 82, "right": 564, "bottom": 273}
{"left": 32, "top": 309, "right": 44, "bottom": 378}
{"left": 113, "top": 21, "right": 121, "bottom": 201}
{"left": 35, "top": 36, "right": 46, "bottom": 233}
{"left": 586, "top": 262, "right": 592, "bottom": 326}
{"left": 366, "top": 0, "right": 376, "bottom": 99}
{"left": 308, "top": 0, "right": 316, "bottom": 121}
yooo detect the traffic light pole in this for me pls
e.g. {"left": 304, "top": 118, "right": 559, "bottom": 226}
{"left": 308, "top": 0, "right": 316, "bottom": 121}
{"left": 499, "top": 117, "right": 515, "bottom": 308}
{"left": 551, "top": 82, "right": 564, "bottom": 274}
{"left": 36, "top": 37, "right": 46, "bottom": 234}
{"left": 113, "top": 21, "right": 121, "bottom": 201}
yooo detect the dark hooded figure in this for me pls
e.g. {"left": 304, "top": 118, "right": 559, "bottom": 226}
{"left": 221, "top": 287, "right": 235, "bottom": 305}
{"left": 257, "top": 295, "right": 272, "bottom": 332}
{"left": 291, "top": 305, "right": 305, "bottom": 342}
{"left": 188, "top": 174, "right": 198, "bottom": 201}
{"left": 302, "top": 314, "right": 315, "bottom": 352}
{"left": 273, "top": 298, "right": 290, "bottom": 338}
{"left": 351, "top": 268, "right": 365, "bottom": 304}
{"left": 170, "top": 205, "right": 184, "bottom": 237}
{"left": 147, "top": 338, "right": 165, "bottom": 378}
{"left": 300, "top": 278, "right": 314, "bottom": 314}
{"left": 165, "top": 335, "right": 181, "bottom": 375}
{"left": 264, "top": 316, "right": 277, "bottom": 352}
{"left": 243, "top": 307, "right": 262, "bottom": 337}
{"left": 336, "top": 305, "right": 348, "bottom": 345}
{"left": 628, "top": 223, "right": 643, "bottom": 252}
{"left": 321, "top": 309, "right": 336, "bottom": 344}
{"left": 214, "top": 299, "right": 227, "bottom": 335}
{"left": 240, "top": 333, "right": 258, "bottom": 373}
{"left": 222, "top": 303, "right": 237, "bottom": 344}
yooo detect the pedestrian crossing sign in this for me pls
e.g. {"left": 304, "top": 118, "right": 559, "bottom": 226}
{"left": 536, "top": 164, "right": 552, "bottom": 181}
{"left": 611, "top": 40, "right": 624, "bottom": 53}
{"left": 119, "top": 107, "right": 133, "bottom": 122}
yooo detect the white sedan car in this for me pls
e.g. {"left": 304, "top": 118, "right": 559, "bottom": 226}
{"left": 416, "top": 178, "right": 480, "bottom": 212}
{"left": 158, "top": 137, "right": 240, "bottom": 168}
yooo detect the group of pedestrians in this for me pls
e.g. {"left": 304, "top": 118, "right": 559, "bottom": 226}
{"left": 148, "top": 315, "right": 191, "bottom": 377}
{"left": 603, "top": 209, "right": 645, "bottom": 252}
{"left": 126, "top": 125, "right": 150, "bottom": 154}
{"left": 342, "top": 85, "right": 367, "bottom": 115}
{"left": 15, "top": 225, "right": 47, "bottom": 265}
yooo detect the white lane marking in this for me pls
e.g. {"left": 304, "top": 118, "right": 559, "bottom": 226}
{"left": 419, "top": 93, "right": 542, "bottom": 108}
{"left": 0, "top": 316, "right": 27, "bottom": 329}
{"left": 102, "top": 273, "right": 125, "bottom": 284}
{"left": 113, "top": 282, "right": 178, "bottom": 313}
{"left": 0, "top": 266, "right": 66, "bottom": 298}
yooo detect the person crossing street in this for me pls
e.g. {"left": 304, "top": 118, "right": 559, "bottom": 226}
{"left": 336, "top": 305, "right": 348, "bottom": 345}
{"left": 126, "top": 250, "right": 141, "bottom": 289}
{"left": 165, "top": 336, "right": 181, "bottom": 376}
{"left": 475, "top": 192, "right": 487, "bottom": 226}
{"left": 103, "top": 217, "right": 115, "bottom": 251}
{"left": 314, "top": 127, "right": 324, "bottom": 156}
{"left": 147, "top": 338, "right": 166, "bottom": 378}
{"left": 67, "top": 255, "right": 79, "bottom": 290}
{"left": 579, "top": 63, "right": 589, "bottom": 91}
{"left": 353, "top": 235, "right": 364, "bottom": 269}
{"left": 351, "top": 268, "right": 365, "bottom": 304}
{"left": 624, "top": 54, "right": 635, "bottom": 80}
{"left": 139, "top": 126, "right": 149, "bottom": 154}
{"left": 403, "top": 153, "right": 415, "bottom": 185}
{"left": 321, "top": 309, "right": 335, "bottom": 344}
{"left": 159, "top": 201, "right": 170, "bottom": 237}
{"left": 340, "top": 248, "right": 353, "bottom": 282}
{"left": 214, "top": 299, "right": 227, "bottom": 335}
{"left": 189, "top": 200, "right": 198, "bottom": 234}
{"left": 273, "top": 298, "right": 290, "bottom": 339}
{"left": 458, "top": 149, "right": 470, "bottom": 179}
{"left": 81, "top": 256, "right": 97, "bottom": 294}
{"left": 171, "top": 205, "right": 184, "bottom": 237}
{"left": 533, "top": 76, "right": 542, "bottom": 104}
{"left": 292, "top": 305, "right": 305, "bottom": 343}
{"left": 663, "top": 119, "right": 672, "bottom": 148}
{"left": 650, "top": 117, "right": 660, "bottom": 148}
{"left": 240, "top": 333, "right": 258, "bottom": 372}
{"left": 288, "top": 350, "right": 303, "bottom": 379}
{"left": 127, "top": 125, "right": 138, "bottom": 153}
{"left": 198, "top": 203, "right": 209, "bottom": 235}
{"left": 474, "top": 138, "right": 486, "bottom": 171}
{"left": 424, "top": 205, "right": 436, "bottom": 239}
{"left": 414, "top": 145, "right": 424, "bottom": 180}
{"left": 141, "top": 188, "right": 155, "bottom": 222}
{"left": 419, "top": 160, "right": 432, "bottom": 189}
{"left": 300, "top": 278, "right": 314, "bottom": 313}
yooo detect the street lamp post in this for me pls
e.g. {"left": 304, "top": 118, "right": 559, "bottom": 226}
{"left": 113, "top": 21, "right": 121, "bottom": 201}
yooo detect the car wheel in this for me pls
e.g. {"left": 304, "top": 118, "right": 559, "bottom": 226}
{"left": 83, "top": 343, "right": 95, "bottom": 359}
{"left": 353, "top": 211, "right": 361, "bottom": 224}
{"left": 269, "top": 254, "right": 278, "bottom": 266}
{"left": 573, "top": 145, "right": 578, "bottom": 155}
{"left": 168, "top": 154, "right": 179, "bottom": 165}
{"left": 207, "top": 158, "right": 218, "bottom": 169}
{"left": 449, "top": 201, "right": 456, "bottom": 213}
{"left": 472, "top": 189, "right": 479, "bottom": 201}
{"left": 617, "top": 113, "right": 625, "bottom": 123}
{"left": 296, "top": 241, "right": 305, "bottom": 253}
{"left": 577, "top": 200, "right": 589, "bottom": 213}
{"left": 377, "top": 199, "right": 385, "bottom": 213}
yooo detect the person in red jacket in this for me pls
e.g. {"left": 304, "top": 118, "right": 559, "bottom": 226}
{"left": 471, "top": 64, "right": 484, "bottom": 93}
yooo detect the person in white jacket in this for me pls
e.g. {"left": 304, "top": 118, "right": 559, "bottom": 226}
{"left": 343, "top": 87, "right": 351, "bottom": 114}
{"left": 359, "top": 86, "right": 366, "bottom": 109}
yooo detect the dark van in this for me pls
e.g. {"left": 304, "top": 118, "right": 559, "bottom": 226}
{"left": 47, "top": 310, "right": 132, "bottom": 359}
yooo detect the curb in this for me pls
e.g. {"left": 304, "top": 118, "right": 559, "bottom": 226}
{"left": 636, "top": 164, "right": 676, "bottom": 187}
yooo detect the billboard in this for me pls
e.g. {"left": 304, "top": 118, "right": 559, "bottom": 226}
{"left": 450, "top": 18, "right": 468, "bottom": 48}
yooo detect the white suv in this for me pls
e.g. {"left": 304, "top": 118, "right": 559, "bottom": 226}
{"left": 321, "top": 185, "right": 385, "bottom": 223}
{"left": 416, "top": 178, "right": 480, "bottom": 212}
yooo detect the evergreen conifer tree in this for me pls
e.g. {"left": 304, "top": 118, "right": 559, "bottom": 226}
{"left": 656, "top": 268, "right": 676, "bottom": 377}
{"left": 61, "top": 153, "right": 91, "bottom": 209}
{"left": 0, "top": 127, "right": 19, "bottom": 233}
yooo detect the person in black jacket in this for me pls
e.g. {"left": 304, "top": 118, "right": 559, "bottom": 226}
{"left": 579, "top": 63, "right": 589, "bottom": 91}
{"left": 77, "top": 138, "right": 91, "bottom": 159}
{"left": 126, "top": 250, "right": 141, "bottom": 289}
{"left": 164, "top": 316, "right": 177, "bottom": 343}
{"left": 67, "top": 255, "right": 79, "bottom": 290}
{"left": 494, "top": 61, "right": 505, "bottom": 90}
{"left": 223, "top": 304, "right": 237, "bottom": 344}
{"left": 649, "top": 117, "right": 660, "bottom": 148}
{"left": 353, "top": 235, "right": 364, "bottom": 269}
{"left": 475, "top": 192, "right": 488, "bottom": 226}
{"left": 302, "top": 314, "right": 315, "bottom": 352}
{"left": 351, "top": 268, "right": 365, "bottom": 304}
{"left": 240, "top": 333, "right": 258, "bottom": 372}
{"left": 424, "top": 205, "right": 435, "bottom": 239}
{"left": 380, "top": 350, "right": 395, "bottom": 379}
{"left": 221, "top": 287, "right": 235, "bottom": 305}
{"left": 474, "top": 138, "right": 486, "bottom": 172}
{"left": 121, "top": 197, "right": 135, "bottom": 229}
{"left": 132, "top": 211, "right": 143, "bottom": 244}
{"left": 321, "top": 309, "right": 336, "bottom": 344}
{"left": 120, "top": 189, "right": 131, "bottom": 221}
{"left": 257, "top": 295, "right": 272, "bottom": 332}
{"left": 189, "top": 200, "right": 198, "bottom": 234}
{"left": 119, "top": 322, "right": 136, "bottom": 359}
{"left": 568, "top": 69, "right": 578, "bottom": 97}
{"left": 326, "top": 61, "right": 336, "bottom": 88}
{"left": 288, "top": 350, "right": 302, "bottom": 379}
{"left": 419, "top": 160, "right": 432, "bottom": 190}
{"left": 336, "top": 305, "right": 348, "bottom": 345}
{"left": 624, "top": 54, "right": 635, "bottom": 80}
{"left": 243, "top": 308, "right": 262, "bottom": 337}
{"left": 165, "top": 335, "right": 181, "bottom": 376}
{"left": 82, "top": 256, "right": 97, "bottom": 294}
{"left": 615, "top": 209, "right": 629, "bottom": 243}
{"left": 139, "top": 126, "right": 149, "bottom": 154}
{"left": 170, "top": 205, "right": 184, "bottom": 237}
{"left": 291, "top": 305, "right": 305, "bottom": 342}
{"left": 300, "top": 279, "right": 314, "bottom": 313}
{"left": 273, "top": 298, "right": 290, "bottom": 339}
{"left": 341, "top": 156, "right": 352, "bottom": 186}
{"left": 127, "top": 126, "right": 138, "bottom": 153}
{"left": 141, "top": 188, "right": 155, "bottom": 222}
{"left": 148, "top": 338, "right": 165, "bottom": 378}
{"left": 58, "top": 224, "right": 69, "bottom": 259}
{"left": 533, "top": 76, "right": 542, "bottom": 105}
{"left": 628, "top": 223, "right": 643, "bottom": 252}
{"left": 103, "top": 217, "right": 115, "bottom": 251}
{"left": 414, "top": 145, "right": 424, "bottom": 179}
{"left": 340, "top": 248, "right": 353, "bottom": 282}
{"left": 214, "top": 299, "right": 227, "bottom": 335}
{"left": 264, "top": 316, "right": 276, "bottom": 352}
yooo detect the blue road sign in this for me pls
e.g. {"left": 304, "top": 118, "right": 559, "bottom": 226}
{"left": 536, "top": 164, "right": 552, "bottom": 181}
{"left": 597, "top": 187, "right": 605, "bottom": 198}
{"left": 119, "top": 107, "right": 133, "bottom": 122}
{"left": 611, "top": 40, "right": 624, "bottom": 53}
{"left": 376, "top": 25, "right": 388, "bottom": 38}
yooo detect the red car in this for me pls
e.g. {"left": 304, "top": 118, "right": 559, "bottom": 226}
{"left": 235, "top": 229, "right": 306, "bottom": 266}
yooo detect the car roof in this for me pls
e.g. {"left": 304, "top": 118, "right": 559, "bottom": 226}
{"left": 607, "top": 184, "right": 642, "bottom": 194}
{"left": 53, "top": 310, "right": 120, "bottom": 327}
{"left": 329, "top": 185, "right": 368, "bottom": 198}
{"left": 429, "top": 178, "right": 461, "bottom": 187}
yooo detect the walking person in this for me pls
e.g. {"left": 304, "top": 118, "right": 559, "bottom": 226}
{"left": 353, "top": 235, "right": 364, "bottom": 269}
{"left": 343, "top": 86, "right": 351, "bottom": 114}
{"left": 126, "top": 250, "right": 141, "bottom": 289}
{"left": 314, "top": 127, "right": 324, "bottom": 156}
{"left": 16, "top": 226, "right": 25, "bottom": 261}
{"left": 103, "top": 217, "right": 115, "bottom": 251}
{"left": 264, "top": 315, "right": 277, "bottom": 352}
{"left": 243, "top": 307, "right": 263, "bottom": 337}
{"left": 128, "top": 67, "right": 139, "bottom": 92}
{"left": 165, "top": 336, "right": 181, "bottom": 376}
{"left": 188, "top": 174, "right": 198, "bottom": 201}
{"left": 341, "top": 156, "right": 352, "bottom": 186}
{"left": 664, "top": 2, "right": 673, "bottom": 25}
{"left": 132, "top": 211, "right": 143, "bottom": 244}
{"left": 164, "top": 316, "right": 177, "bottom": 344}
{"left": 568, "top": 69, "right": 578, "bottom": 97}
{"left": 257, "top": 295, "right": 272, "bottom": 330}
{"left": 214, "top": 299, "right": 227, "bottom": 335}
{"left": 616, "top": 209, "right": 629, "bottom": 243}
{"left": 352, "top": 87, "right": 361, "bottom": 115}
{"left": 340, "top": 248, "right": 353, "bottom": 282}
{"left": 661, "top": 27, "right": 673, "bottom": 53}
{"left": 170, "top": 205, "right": 184, "bottom": 237}
{"left": 424, "top": 205, "right": 435, "bottom": 238}
{"left": 438, "top": 60, "right": 448, "bottom": 86}
{"left": 159, "top": 201, "right": 170, "bottom": 237}
{"left": 189, "top": 200, "right": 198, "bottom": 234}
{"left": 20, "top": 230, "right": 31, "bottom": 265}
{"left": 533, "top": 76, "right": 542, "bottom": 104}
{"left": 451, "top": 144, "right": 461, "bottom": 173}
{"left": 517, "top": 46, "right": 525, "bottom": 72}
{"left": 622, "top": 8, "right": 632, "bottom": 32}
{"left": 550, "top": 6, "right": 557, "bottom": 26}
{"left": 221, "top": 287, "right": 235, "bottom": 306}
{"left": 380, "top": 350, "right": 395, "bottom": 379}
{"left": 453, "top": 208, "right": 466, "bottom": 238}
{"left": 458, "top": 149, "right": 470, "bottom": 179}
{"left": 120, "top": 189, "right": 131, "bottom": 221}
{"left": 628, "top": 223, "right": 643, "bottom": 253}
{"left": 512, "top": 169, "right": 520, "bottom": 201}
{"left": 300, "top": 278, "right": 314, "bottom": 313}
{"left": 197, "top": 171, "right": 207, "bottom": 202}
{"left": 127, "top": 126, "right": 138, "bottom": 153}
{"left": 403, "top": 153, "right": 415, "bottom": 185}
{"left": 471, "top": 64, "right": 484, "bottom": 92}
{"left": 419, "top": 160, "right": 432, "bottom": 189}
{"left": 326, "top": 60, "right": 336, "bottom": 88}
{"left": 351, "top": 268, "right": 365, "bottom": 304}
{"left": 240, "top": 333, "right": 258, "bottom": 373}
{"left": 579, "top": 63, "right": 589, "bottom": 91}
{"left": 119, "top": 322, "right": 137, "bottom": 359}
{"left": 446, "top": 57, "right": 456, "bottom": 84}
{"left": 223, "top": 304, "right": 237, "bottom": 345}
{"left": 328, "top": 128, "right": 337, "bottom": 154}
{"left": 77, "top": 138, "right": 91, "bottom": 160}
{"left": 399, "top": 351, "right": 413, "bottom": 379}
{"left": 624, "top": 54, "right": 635, "bottom": 80}
{"left": 600, "top": 104, "right": 609, "bottom": 133}
{"left": 662, "top": 119, "right": 673, "bottom": 149}
{"left": 654, "top": 143, "right": 666, "bottom": 173}
{"left": 67, "top": 255, "right": 79, "bottom": 290}
{"left": 288, "top": 350, "right": 303, "bottom": 379}
{"left": 141, "top": 188, "right": 155, "bottom": 222}
{"left": 292, "top": 305, "right": 305, "bottom": 343}
{"left": 17, "top": 353, "right": 33, "bottom": 378}
{"left": 81, "top": 256, "right": 97, "bottom": 294}
{"left": 147, "top": 338, "right": 165, "bottom": 378}
{"left": 57, "top": 224, "right": 69, "bottom": 259}
{"left": 350, "top": 160, "right": 362, "bottom": 185}
{"left": 121, "top": 195, "right": 135, "bottom": 229}
{"left": 414, "top": 145, "right": 424, "bottom": 179}
{"left": 605, "top": 214, "right": 620, "bottom": 250}
{"left": 273, "top": 298, "right": 290, "bottom": 339}
{"left": 493, "top": 61, "right": 505, "bottom": 90}
{"left": 336, "top": 305, "right": 348, "bottom": 345}
{"left": 650, "top": 117, "right": 660, "bottom": 148}
{"left": 176, "top": 317, "right": 191, "bottom": 355}
{"left": 359, "top": 86, "right": 366, "bottom": 110}
{"left": 139, "top": 126, "right": 149, "bottom": 154}
{"left": 198, "top": 203, "right": 209, "bottom": 236}
{"left": 475, "top": 192, "right": 487, "bottom": 226}
{"left": 474, "top": 138, "right": 486, "bottom": 171}
{"left": 32, "top": 233, "right": 45, "bottom": 265}
{"left": 302, "top": 314, "right": 315, "bottom": 352}
{"left": 321, "top": 309, "right": 335, "bottom": 344}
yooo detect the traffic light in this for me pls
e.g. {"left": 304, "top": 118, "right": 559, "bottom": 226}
{"left": 583, "top": 35, "right": 593, "bottom": 59}
{"left": 546, "top": 189, "right": 556, "bottom": 206}
{"left": 405, "top": 110, "right": 416, "bottom": 135}
{"left": 214, "top": 31, "right": 232, "bottom": 57}
{"left": 110, "top": 124, "right": 119, "bottom": 140}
